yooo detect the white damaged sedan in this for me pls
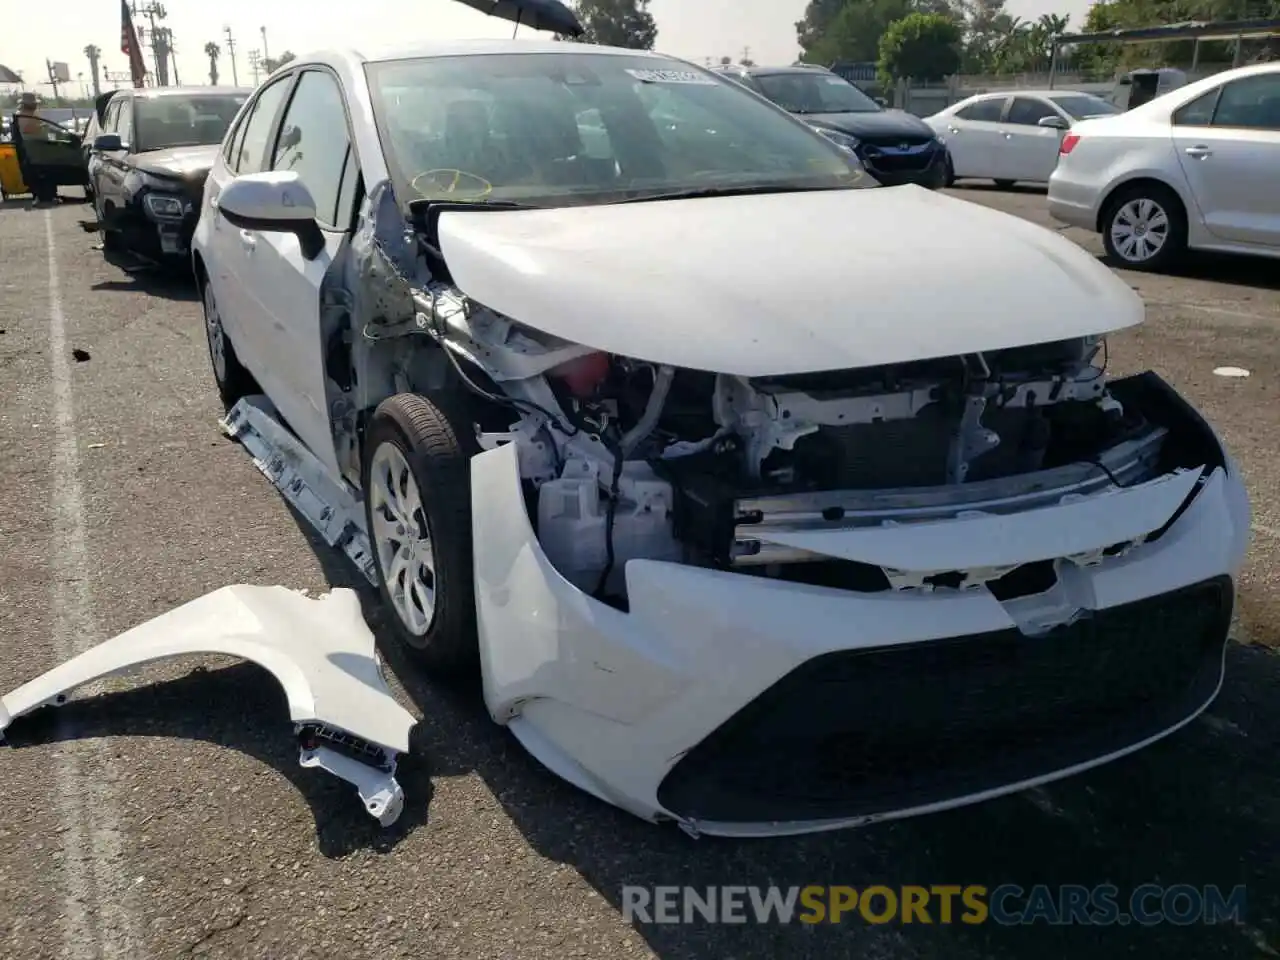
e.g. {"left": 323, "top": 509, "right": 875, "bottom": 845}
{"left": 17, "top": 41, "right": 1250, "bottom": 835}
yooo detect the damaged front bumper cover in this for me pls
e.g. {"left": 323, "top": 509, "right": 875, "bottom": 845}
{"left": 0, "top": 585, "right": 417, "bottom": 827}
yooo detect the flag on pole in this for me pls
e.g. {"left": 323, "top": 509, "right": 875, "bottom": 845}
{"left": 121, "top": 0, "right": 147, "bottom": 88}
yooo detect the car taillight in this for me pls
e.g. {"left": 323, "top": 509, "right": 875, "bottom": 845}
{"left": 1059, "top": 133, "right": 1081, "bottom": 155}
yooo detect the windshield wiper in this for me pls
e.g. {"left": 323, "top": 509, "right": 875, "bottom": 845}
{"left": 609, "top": 183, "right": 853, "bottom": 204}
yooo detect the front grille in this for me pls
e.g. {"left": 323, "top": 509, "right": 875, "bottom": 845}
{"left": 858, "top": 136, "right": 938, "bottom": 174}
{"left": 657, "top": 576, "right": 1231, "bottom": 824}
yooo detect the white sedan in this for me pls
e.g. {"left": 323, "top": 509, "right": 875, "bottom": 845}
{"left": 1049, "top": 62, "right": 1280, "bottom": 270}
{"left": 166, "top": 40, "right": 1250, "bottom": 835}
{"left": 926, "top": 89, "right": 1119, "bottom": 187}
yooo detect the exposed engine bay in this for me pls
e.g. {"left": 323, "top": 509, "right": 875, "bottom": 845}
{"left": 333, "top": 268, "right": 1214, "bottom": 610}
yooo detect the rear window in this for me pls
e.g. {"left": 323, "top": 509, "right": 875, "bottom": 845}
{"left": 956, "top": 98, "right": 1004, "bottom": 122}
{"left": 1047, "top": 93, "right": 1120, "bottom": 120}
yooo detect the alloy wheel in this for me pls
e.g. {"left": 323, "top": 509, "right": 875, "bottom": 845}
{"left": 203, "top": 282, "right": 227, "bottom": 385}
{"left": 368, "top": 441, "right": 437, "bottom": 637}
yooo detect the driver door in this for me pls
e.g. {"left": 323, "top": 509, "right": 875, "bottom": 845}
{"left": 237, "top": 67, "right": 358, "bottom": 479}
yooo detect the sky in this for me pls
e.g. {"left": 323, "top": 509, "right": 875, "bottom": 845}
{"left": 2, "top": 0, "right": 1090, "bottom": 94}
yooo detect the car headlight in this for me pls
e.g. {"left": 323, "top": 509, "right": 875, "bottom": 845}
{"left": 143, "top": 192, "right": 187, "bottom": 220}
{"left": 811, "top": 126, "right": 861, "bottom": 153}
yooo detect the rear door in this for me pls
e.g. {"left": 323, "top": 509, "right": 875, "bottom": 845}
{"left": 206, "top": 73, "right": 296, "bottom": 385}
{"left": 999, "top": 96, "right": 1069, "bottom": 182}
{"left": 1171, "top": 72, "right": 1280, "bottom": 247}
{"left": 241, "top": 67, "right": 360, "bottom": 477}
{"left": 939, "top": 96, "right": 1007, "bottom": 178}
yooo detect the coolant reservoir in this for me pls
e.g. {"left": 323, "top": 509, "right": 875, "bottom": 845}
{"left": 536, "top": 459, "right": 682, "bottom": 595}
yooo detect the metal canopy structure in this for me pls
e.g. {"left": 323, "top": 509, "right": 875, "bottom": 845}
{"left": 1048, "top": 17, "right": 1280, "bottom": 86}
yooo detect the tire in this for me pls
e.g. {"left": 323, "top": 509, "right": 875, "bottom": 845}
{"left": 944, "top": 156, "right": 955, "bottom": 188}
{"left": 363, "top": 392, "right": 480, "bottom": 677}
{"left": 201, "top": 277, "right": 257, "bottom": 408}
{"left": 1101, "top": 183, "right": 1187, "bottom": 272}
{"left": 994, "top": 179, "right": 1017, "bottom": 189}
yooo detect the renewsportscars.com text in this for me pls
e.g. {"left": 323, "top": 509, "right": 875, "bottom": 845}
{"left": 622, "top": 884, "right": 1247, "bottom": 926}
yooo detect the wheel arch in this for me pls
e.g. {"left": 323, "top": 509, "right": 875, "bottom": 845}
{"left": 1095, "top": 174, "right": 1190, "bottom": 233}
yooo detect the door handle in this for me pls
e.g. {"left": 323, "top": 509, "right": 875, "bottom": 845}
{"left": 239, "top": 229, "right": 257, "bottom": 252}
{"left": 1184, "top": 145, "right": 1212, "bottom": 158}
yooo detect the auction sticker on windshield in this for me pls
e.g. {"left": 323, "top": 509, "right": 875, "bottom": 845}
{"left": 626, "top": 69, "right": 716, "bottom": 85}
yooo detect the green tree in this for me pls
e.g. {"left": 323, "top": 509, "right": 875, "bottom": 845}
{"left": 562, "top": 0, "right": 658, "bottom": 49}
{"left": 262, "top": 51, "right": 296, "bottom": 74}
{"left": 878, "top": 11, "right": 963, "bottom": 81}
{"left": 796, "top": 0, "right": 851, "bottom": 54}
{"left": 803, "top": 0, "right": 917, "bottom": 64}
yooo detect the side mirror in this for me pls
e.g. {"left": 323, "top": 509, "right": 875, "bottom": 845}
{"left": 92, "top": 133, "right": 124, "bottom": 152}
{"left": 1038, "top": 115, "right": 1069, "bottom": 130}
{"left": 217, "top": 170, "right": 325, "bottom": 260}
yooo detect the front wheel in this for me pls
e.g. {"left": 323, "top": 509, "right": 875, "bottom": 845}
{"left": 1101, "top": 184, "right": 1187, "bottom": 272}
{"left": 202, "top": 278, "right": 257, "bottom": 408}
{"left": 363, "top": 393, "right": 480, "bottom": 678}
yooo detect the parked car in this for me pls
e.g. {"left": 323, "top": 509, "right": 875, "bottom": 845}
{"left": 925, "top": 90, "right": 1120, "bottom": 187}
{"left": 80, "top": 90, "right": 118, "bottom": 204}
{"left": 193, "top": 40, "right": 1249, "bottom": 838}
{"left": 1049, "top": 62, "right": 1280, "bottom": 271}
{"left": 715, "top": 62, "right": 950, "bottom": 188}
{"left": 88, "top": 85, "right": 251, "bottom": 270}
{"left": 5, "top": 112, "right": 90, "bottom": 201}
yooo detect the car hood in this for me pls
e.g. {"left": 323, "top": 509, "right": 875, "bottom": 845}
{"left": 801, "top": 109, "right": 934, "bottom": 139}
{"left": 435, "top": 186, "right": 1142, "bottom": 376}
{"left": 132, "top": 143, "right": 220, "bottom": 180}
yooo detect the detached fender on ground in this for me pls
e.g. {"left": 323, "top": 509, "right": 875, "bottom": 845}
{"left": 0, "top": 584, "right": 418, "bottom": 827}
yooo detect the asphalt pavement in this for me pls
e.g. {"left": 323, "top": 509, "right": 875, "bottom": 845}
{"left": 0, "top": 185, "right": 1277, "bottom": 960}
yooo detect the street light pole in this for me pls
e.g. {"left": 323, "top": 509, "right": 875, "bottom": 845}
{"left": 224, "top": 26, "right": 238, "bottom": 86}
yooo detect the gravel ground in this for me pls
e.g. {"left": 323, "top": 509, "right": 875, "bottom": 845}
{"left": 0, "top": 185, "right": 1277, "bottom": 960}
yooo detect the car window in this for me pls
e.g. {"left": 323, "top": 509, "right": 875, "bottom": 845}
{"left": 116, "top": 100, "right": 134, "bottom": 145}
{"left": 103, "top": 98, "right": 121, "bottom": 133}
{"left": 1046, "top": 93, "right": 1120, "bottom": 120}
{"left": 271, "top": 70, "right": 352, "bottom": 227}
{"left": 234, "top": 76, "right": 292, "bottom": 174}
{"left": 1173, "top": 89, "right": 1219, "bottom": 127}
{"left": 132, "top": 94, "right": 247, "bottom": 152}
{"left": 956, "top": 98, "right": 1004, "bottom": 122}
{"left": 753, "top": 72, "right": 881, "bottom": 114}
{"left": 1006, "top": 97, "right": 1059, "bottom": 125}
{"left": 1211, "top": 74, "right": 1280, "bottom": 130}
{"left": 366, "top": 52, "right": 864, "bottom": 209}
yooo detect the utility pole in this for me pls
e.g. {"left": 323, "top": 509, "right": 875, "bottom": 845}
{"left": 247, "top": 49, "right": 262, "bottom": 86}
{"left": 260, "top": 26, "right": 270, "bottom": 66}
{"left": 130, "top": 1, "right": 169, "bottom": 85}
{"left": 45, "top": 59, "right": 60, "bottom": 99}
{"left": 223, "top": 26, "right": 239, "bottom": 86}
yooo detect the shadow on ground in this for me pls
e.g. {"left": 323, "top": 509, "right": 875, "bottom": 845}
{"left": 284, "top": 502, "right": 1280, "bottom": 960}
{"left": 90, "top": 270, "right": 199, "bottom": 302}
{"left": 950, "top": 181, "right": 1047, "bottom": 196}
{"left": 1105, "top": 251, "right": 1280, "bottom": 294}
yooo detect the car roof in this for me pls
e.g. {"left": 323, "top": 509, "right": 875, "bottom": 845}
{"left": 720, "top": 64, "right": 834, "bottom": 78}
{"left": 123, "top": 86, "right": 254, "bottom": 99}
{"left": 345, "top": 38, "right": 677, "bottom": 65}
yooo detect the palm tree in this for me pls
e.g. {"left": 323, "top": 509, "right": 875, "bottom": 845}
{"left": 205, "top": 42, "right": 220, "bottom": 85}
{"left": 84, "top": 44, "right": 102, "bottom": 98}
